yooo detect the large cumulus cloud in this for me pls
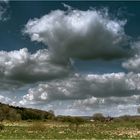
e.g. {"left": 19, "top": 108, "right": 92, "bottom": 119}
{"left": 24, "top": 8, "right": 128, "bottom": 65}
{"left": 20, "top": 72, "right": 140, "bottom": 104}
{"left": 0, "top": 48, "right": 70, "bottom": 83}
{"left": 18, "top": 72, "right": 140, "bottom": 116}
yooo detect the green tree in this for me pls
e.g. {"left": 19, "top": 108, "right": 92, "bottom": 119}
{"left": 93, "top": 113, "right": 105, "bottom": 122}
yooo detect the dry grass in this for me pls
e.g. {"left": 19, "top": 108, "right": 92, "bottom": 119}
{"left": 28, "top": 121, "right": 47, "bottom": 132}
{"left": 0, "top": 120, "right": 140, "bottom": 139}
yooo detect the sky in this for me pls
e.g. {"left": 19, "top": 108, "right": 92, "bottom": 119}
{"left": 0, "top": 0, "right": 140, "bottom": 117}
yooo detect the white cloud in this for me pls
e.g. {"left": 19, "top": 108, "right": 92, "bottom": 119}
{"left": 0, "top": 48, "right": 70, "bottom": 83}
{"left": 0, "top": 6, "right": 6, "bottom": 21}
{"left": 19, "top": 94, "right": 140, "bottom": 117}
{"left": 0, "top": 5, "right": 139, "bottom": 117}
{"left": 0, "top": 95, "right": 15, "bottom": 105}
{"left": 20, "top": 72, "right": 140, "bottom": 105}
{"left": 24, "top": 8, "right": 128, "bottom": 65}
{"left": 73, "top": 95, "right": 140, "bottom": 109}
{"left": 122, "top": 41, "right": 140, "bottom": 72}
{"left": 0, "top": 0, "right": 9, "bottom": 21}
{"left": 0, "top": 79, "right": 23, "bottom": 90}
{"left": 2, "top": 0, "right": 9, "bottom": 3}
{"left": 71, "top": 95, "right": 140, "bottom": 116}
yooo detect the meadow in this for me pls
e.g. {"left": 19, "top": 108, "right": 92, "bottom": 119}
{"left": 0, "top": 103, "right": 140, "bottom": 139}
{"left": 0, "top": 118, "right": 140, "bottom": 139}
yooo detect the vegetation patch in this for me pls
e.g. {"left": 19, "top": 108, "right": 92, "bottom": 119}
{"left": 0, "top": 103, "right": 140, "bottom": 139}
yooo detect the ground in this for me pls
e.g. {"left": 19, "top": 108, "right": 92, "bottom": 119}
{"left": 0, "top": 119, "right": 140, "bottom": 139}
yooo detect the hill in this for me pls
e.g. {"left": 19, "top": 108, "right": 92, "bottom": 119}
{"left": 0, "top": 102, "right": 55, "bottom": 121}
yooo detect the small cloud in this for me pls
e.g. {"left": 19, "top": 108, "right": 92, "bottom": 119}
{"left": 122, "top": 41, "right": 140, "bottom": 72}
{"left": 62, "top": 3, "right": 73, "bottom": 11}
{"left": 0, "top": 0, "right": 9, "bottom": 21}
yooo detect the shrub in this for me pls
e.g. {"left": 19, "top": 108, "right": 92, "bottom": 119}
{"left": 119, "top": 115, "right": 132, "bottom": 121}
{"left": 28, "top": 122, "right": 46, "bottom": 132}
{"left": 56, "top": 116, "right": 85, "bottom": 123}
{"left": 56, "top": 116, "right": 85, "bottom": 132}
{"left": 92, "top": 113, "right": 105, "bottom": 122}
{"left": 0, "top": 124, "right": 4, "bottom": 131}
{"left": 136, "top": 123, "right": 140, "bottom": 130}
{"left": 69, "top": 117, "right": 85, "bottom": 132}
{"left": 8, "top": 109, "right": 21, "bottom": 121}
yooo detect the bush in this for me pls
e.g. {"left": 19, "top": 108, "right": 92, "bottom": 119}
{"left": 28, "top": 122, "right": 46, "bottom": 132}
{"left": 8, "top": 109, "right": 21, "bottom": 121}
{"left": 0, "top": 105, "right": 21, "bottom": 121}
{"left": 136, "top": 123, "right": 140, "bottom": 130}
{"left": 0, "top": 124, "right": 4, "bottom": 131}
{"left": 93, "top": 113, "right": 105, "bottom": 122}
{"left": 119, "top": 115, "right": 132, "bottom": 121}
{"left": 56, "top": 116, "right": 85, "bottom": 123}
{"left": 56, "top": 116, "right": 85, "bottom": 132}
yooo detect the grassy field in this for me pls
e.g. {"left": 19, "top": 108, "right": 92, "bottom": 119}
{"left": 0, "top": 119, "right": 140, "bottom": 139}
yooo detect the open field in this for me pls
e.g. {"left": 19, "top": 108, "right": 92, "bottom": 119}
{"left": 0, "top": 119, "right": 140, "bottom": 139}
{"left": 0, "top": 103, "right": 140, "bottom": 139}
